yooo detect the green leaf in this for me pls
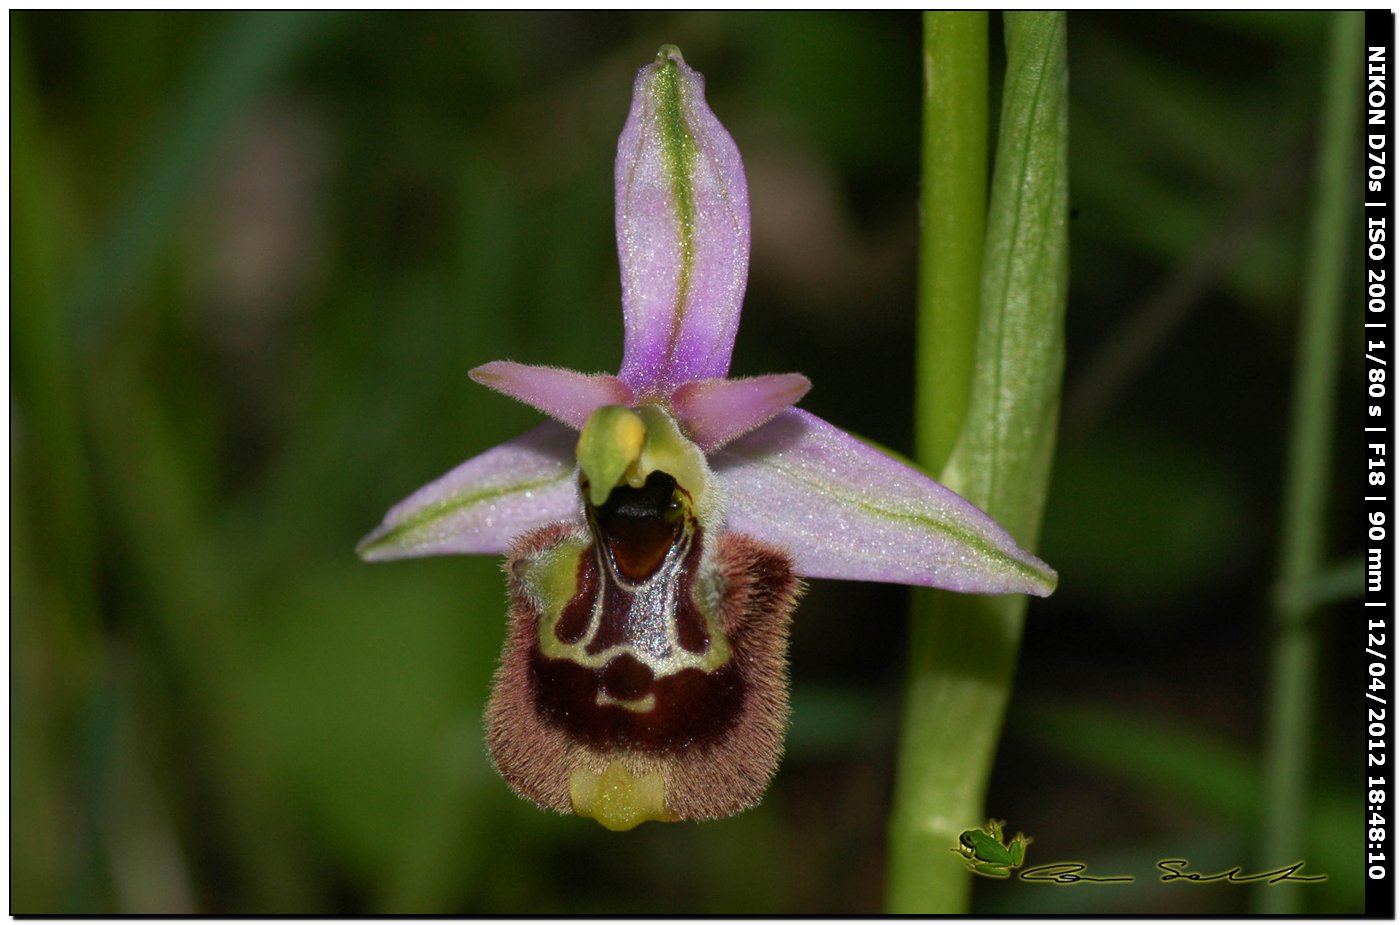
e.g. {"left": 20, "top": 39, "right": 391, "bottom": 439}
{"left": 940, "top": 11, "right": 1069, "bottom": 536}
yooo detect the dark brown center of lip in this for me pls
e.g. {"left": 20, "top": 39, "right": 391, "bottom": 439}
{"left": 590, "top": 471, "right": 685, "bottom": 581}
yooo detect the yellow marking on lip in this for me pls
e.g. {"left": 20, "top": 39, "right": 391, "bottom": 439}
{"left": 528, "top": 535, "right": 733, "bottom": 677}
{"left": 595, "top": 692, "right": 657, "bottom": 713}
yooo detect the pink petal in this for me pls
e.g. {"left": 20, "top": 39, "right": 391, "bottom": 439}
{"left": 711, "top": 410, "right": 1057, "bottom": 596}
{"left": 470, "top": 361, "right": 633, "bottom": 429}
{"left": 615, "top": 45, "right": 750, "bottom": 396}
{"left": 357, "top": 422, "right": 581, "bottom": 561}
{"left": 670, "top": 373, "right": 811, "bottom": 451}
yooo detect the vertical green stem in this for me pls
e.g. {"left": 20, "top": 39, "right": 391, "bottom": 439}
{"left": 1255, "top": 12, "right": 1361, "bottom": 914}
{"left": 887, "top": 14, "right": 988, "bottom": 914}
{"left": 888, "top": 13, "right": 1068, "bottom": 913}
{"left": 915, "top": 11, "right": 988, "bottom": 475}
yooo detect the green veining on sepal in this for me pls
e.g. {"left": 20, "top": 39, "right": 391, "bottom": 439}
{"left": 721, "top": 438, "right": 1056, "bottom": 596}
{"left": 355, "top": 470, "right": 573, "bottom": 560}
{"left": 651, "top": 45, "right": 698, "bottom": 361}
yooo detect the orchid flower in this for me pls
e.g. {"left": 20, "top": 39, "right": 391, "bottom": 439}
{"left": 359, "top": 45, "right": 1056, "bottom": 832}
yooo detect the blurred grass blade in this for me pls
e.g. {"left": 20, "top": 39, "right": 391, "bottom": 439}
{"left": 888, "top": 12, "right": 1068, "bottom": 913}
{"left": 1257, "top": 11, "right": 1362, "bottom": 914}
{"left": 1273, "top": 555, "right": 1364, "bottom": 611}
{"left": 67, "top": 11, "right": 338, "bottom": 347}
{"left": 1021, "top": 704, "right": 1257, "bottom": 820}
{"left": 12, "top": 22, "right": 101, "bottom": 635}
{"left": 1018, "top": 703, "right": 1361, "bottom": 912}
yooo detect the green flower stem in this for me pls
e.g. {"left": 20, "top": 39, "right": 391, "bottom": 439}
{"left": 887, "top": 16, "right": 988, "bottom": 911}
{"left": 915, "top": 11, "right": 988, "bottom": 476}
{"left": 888, "top": 12, "right": 1068, "bottom": 913}
{"left": 1255, "top": 12, "right": 1361, "bottom": 915}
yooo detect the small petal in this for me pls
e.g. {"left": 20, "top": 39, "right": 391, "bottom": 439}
{"left": 670, "top": 373, "right": 812, "bottom": 451}
{"left": 357, "top": 422, "right": 580, "bottom": 561}
{"left": 711, "top": 410, "right": 1057, "bottom": 596}
{"left": 615, "top": 45, "right": 750, "bottom": 395}
{"left": 470, "top": 361, "right": 633, "bottom": 430}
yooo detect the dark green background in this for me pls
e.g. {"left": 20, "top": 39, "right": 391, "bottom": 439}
{"left": 11, "top": 11, "right": 1362, "bottom": 913}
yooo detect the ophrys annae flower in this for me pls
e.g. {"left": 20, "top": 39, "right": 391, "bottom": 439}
{"left": 359, "top": 45, "right": 1056, "bottom": 832}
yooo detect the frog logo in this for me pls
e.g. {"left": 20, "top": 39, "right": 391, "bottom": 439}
{"left": 953, "top": 819, "right": 1032, "bottom": 879}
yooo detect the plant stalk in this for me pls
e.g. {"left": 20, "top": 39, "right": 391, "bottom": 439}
{"left": 1255, "top": 11, "right": 1362, "bottom": 914}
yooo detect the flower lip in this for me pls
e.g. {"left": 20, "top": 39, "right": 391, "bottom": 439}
{"left": 487, "top": 521, "right": 800, "bottom": 828}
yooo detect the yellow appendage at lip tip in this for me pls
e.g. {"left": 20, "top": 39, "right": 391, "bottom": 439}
{"left": 569, "top": 762, "right": 673, "bottom": 831}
